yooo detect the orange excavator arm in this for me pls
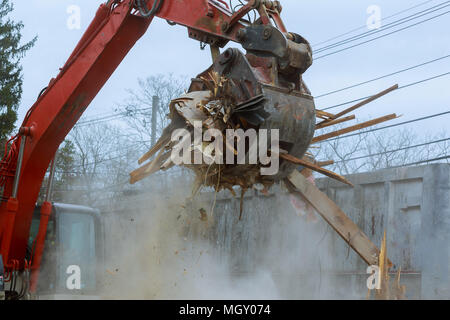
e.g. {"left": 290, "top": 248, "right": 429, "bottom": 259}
{"left": 0, "top": 0, "right": 297, "bottom": 291}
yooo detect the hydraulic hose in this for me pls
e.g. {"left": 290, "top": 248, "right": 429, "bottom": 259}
{"left": 135, "top": 0, "right": 163, "bottom": 17}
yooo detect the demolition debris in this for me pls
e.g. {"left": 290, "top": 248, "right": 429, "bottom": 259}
{"left": 130, "top": 73, "right": 399, "bottom": 198}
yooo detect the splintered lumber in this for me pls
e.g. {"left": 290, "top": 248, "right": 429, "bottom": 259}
{"left": 316, "top": 109, "right": 337, "bottom": 120}
{"left": 138, "top": 134, "right": 170, "bottom": 165}
{"left": 130, "top": 163, "right": 154, "bottom": 185}
{"left": 316, "top": 160, "right": 334, "bottom": 167}
{"left": 375, "top": 231, "right": 391, "bottom": 300}
{"left": 317, "top": 84, "right": 399, "bottom": 127}
{"left": 334, "top": 84, "right": 399, "bottom": 119}
{"left": 368, "top": 231, "right": 403, "bottom": 300}
{"left": 287, "top": 170, "right": 390, "bottom": 266}
{"left": 379, "top": 231, "right": 389, "bottom": 288}
{"left": 130, "top": 150, "right": 171, "bottom": 184}
{"left": 312, "top": 113, "right": 398, "bottom": 144}
{"left": 279, "top": 153, "right": 353, "bottom": 186}
{"left": 316, "top": 115, "right": 356, "bottom": 130}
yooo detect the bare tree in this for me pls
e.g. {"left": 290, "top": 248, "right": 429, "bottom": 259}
{"left": 64, "top": 122, "right": 140, "bottom": 207}
{"left": 118, "top": 74, "right": 188, "bottom": 151}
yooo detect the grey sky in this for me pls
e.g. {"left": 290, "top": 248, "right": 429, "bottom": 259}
{"left": 9, "top": 0, "right": 450, "bottom": 137}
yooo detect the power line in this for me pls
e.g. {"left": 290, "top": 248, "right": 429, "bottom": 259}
{"left": 48, "top": 138, "right": 157, "bottom": 178}
{"left": 319, "top": 110, "right": 450, "bottom": 143}
{"left": 75, "top": 106, "right": 154, "bottom": 127}
{"left": 322, "top": 71, "right": 450, "bottom": 111}
{"left": 75, "top": 113, "right": 127, "bottom": 127}
{"left": 391, "top": 155, "right": 450, "bottom": 167}
{"left": 333, "top": 137, "right": 450, "bottom": 163}
{"left": 312, "top": 0, "right": 436, "bottom": 47}
{"left": 399, "top": 71, "right": 450, "bottom": 89}
{"left": 315, "top": 10, "right": 450, "bottom": 60}
{"left": 315, "top": 1, "right": 450, "bottom": 53}
{"left": 58, "top": 142, "right": 144, "bottom": 170}
{"left": 314, "top": 1, "right": 450, "bottom": 53}
{"left": 50, "top": 180, "right": 131, "bottom": 193}
{"left": 76, "top": 109, "right": 123, "bottom": 124}
{"left": 315, "top": 54, "right": 450, "bottom": 99}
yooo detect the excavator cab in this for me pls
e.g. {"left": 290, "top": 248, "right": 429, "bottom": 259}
{"left": 28, "top": 203, "right": 104, "bottom": 299}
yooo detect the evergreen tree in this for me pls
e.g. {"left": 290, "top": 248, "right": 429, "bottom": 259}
{"left": 0, "top": 0, "right": 36, "bottom": 153}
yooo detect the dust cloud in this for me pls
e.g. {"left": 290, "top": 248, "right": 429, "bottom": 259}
{"left": 99, "top": 177, "right": 356, "bottom": 300}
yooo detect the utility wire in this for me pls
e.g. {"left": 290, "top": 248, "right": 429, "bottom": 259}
{"left": 322, "top": 71, "right": 450, "bottom": 111}
{"left": 75, "top": 113, "right": 128, "bottom": 127}
{"left": 75, "top": 106, "right": 154, "bottom": 127}
{"left": 333, "top": 137, "right": 450, "bottom": 163}
{"left": 312, "top": 0, "right": 436, "bottom": 47}
{"left": 315, "top": 10, "right": 450, "bottom": 60}
{"left": 319, "top": 110, "right": 450, "bottom": 143}
{"left": 315, "top": 54, "right": 450, "bottom": 99}
{"left": 399, "top": 71, "right": 450, "bottom": 89}
{"left": 314, "top": 1, "right": 450, "bottom": 53}
{"left": 390, "top": 155, "right": 450, "bottom": 167}
{"left": 52, "top": 142, "right": 144, "bottom": 171}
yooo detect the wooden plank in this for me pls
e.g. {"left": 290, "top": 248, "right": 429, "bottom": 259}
{"left": 316, "top": 115, "right": 356, "bottom": 130}
{"left": 288, "top": 170, "right": 387, "bottom": 266}
{"left": 130, "top": 150, "right": 170, "bottom": 184}
{"left": 316, "top": 160, "right": 334, "bottom": 167}
{"left": 279, "top": 153, "right": 353, "bottom": 186}
{"left": 334, "top": 84, "right": 398, "bottom": 119}
{"left": 312, "top": 113, "right": 398, "bottom": 144}
{"left": 316, "top": 109, "right": 337, "bottom": 120}
{"left": 316, "top": 114, "right": 329, "bottom": 120}
{"left": 316, "top": 84, "right": 398, "bottom": 127}
{"left": 138, "top": 134, "right": 170, "bottom": 165}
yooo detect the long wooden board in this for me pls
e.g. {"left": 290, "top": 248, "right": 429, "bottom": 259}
{"left": 316, "top": 115, "right": 356, "bottom": 130}
{"left": 288, "top": 170, "right": 389, "bottom": 266}
{"left": 316, "top": 84, "right": 399, "bottom": 127}
{"left": 334, "top": 84, "right": 398, "bottom": 119}
{"left": 312, "top": 113, "right": 398, "bottom": 144}
{"left": 279, "top": 153, "right": 353, "bottom": 186}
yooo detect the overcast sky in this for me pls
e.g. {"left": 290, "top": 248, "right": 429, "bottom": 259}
{"left": 9, "top": 0, "right": 450, "bottom": 137}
